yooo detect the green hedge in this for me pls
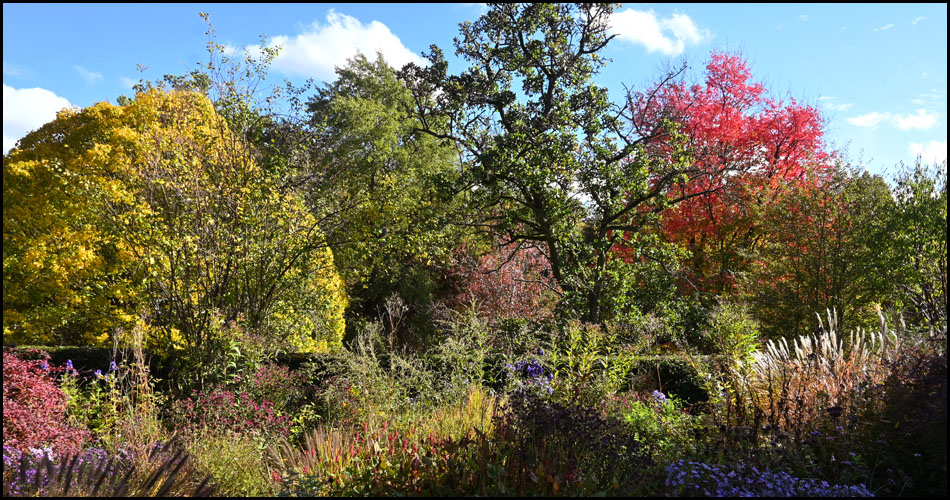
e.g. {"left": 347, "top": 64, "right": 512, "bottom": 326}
{"left": 4, "top": 344, "right": 345, "bottom": 384}
{"left": 6, "top": 344, "right": 726, "bottom": 407}
{"left": 5, "top": 344, "right": 118, "bottom": 374}
{"left": 628, "top": 355, "right": 726, "bottom": 406}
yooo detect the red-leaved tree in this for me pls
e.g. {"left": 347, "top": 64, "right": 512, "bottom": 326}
{"left": 631, "top": 52, "right": 834, "bottom": 294}
{"left": 447, "top": 242, "right": 560, "bottom": 323}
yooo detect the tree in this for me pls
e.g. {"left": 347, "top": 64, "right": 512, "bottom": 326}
{"left": 638, "top": 52, "right": 832, "bottom": 294}
{"left": 115, "top": 89, "right": 348, "bottom": 355}
{"left": 4, "top": 103, "right": 143, "bottom": 345}
{"left": 303, "top": 54, "right": 467, "bottom": 337}
{"left": 885, "top": 161, "right": 947, "bottom": 328}
{"left": 742, "top": 165, "right": 894, "bottom": 337}
{"left": 447, "top": 241, "right": 559, "bottom": 324}
{"left": 400, "top": 3, "right": 701, "bottom": 324}
{"left": 3, "top": 89, "right": 347, "bottom": 362}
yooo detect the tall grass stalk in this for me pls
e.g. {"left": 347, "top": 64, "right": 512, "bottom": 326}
{"left": 740, "top": 308, "right": 901, "bottom": 438}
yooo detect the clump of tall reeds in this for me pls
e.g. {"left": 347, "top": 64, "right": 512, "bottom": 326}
{"left": 738, "top": 308, "right": 901, "bottom": 438}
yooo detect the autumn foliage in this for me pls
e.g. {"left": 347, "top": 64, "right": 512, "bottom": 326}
{"left": 448, "top": 243, "right": 559, "bottom": 323}
{"left": 2, "top": 350, "right": 88, "bottom": 455}
{"left": 635, "top": 53, "right": 834, "bottom": 293}
{"left": 1, "top": 5, "right": 946, "bottom": 498}
{"left": 3, "top": 89, "right": 347, "bottom": 352}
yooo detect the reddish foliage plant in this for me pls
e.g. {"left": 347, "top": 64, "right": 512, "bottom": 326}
{"left": 170, "top": 386, "right": 291, "bottom": 439}
{"left": 2, "top": 350, "right": 88, "bottom": 455}
{"left": 631, "top": 52, "right": 833, "bottom": 293}
{"left": 448, "top": 243, "right": 560, "bottom": 323}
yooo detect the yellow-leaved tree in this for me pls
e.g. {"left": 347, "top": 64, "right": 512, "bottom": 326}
{"left": 4, "top": 102, "right": 140, "bottom": 345}
{"left": 3, "top": 89, "right": 347, "bottom": 359}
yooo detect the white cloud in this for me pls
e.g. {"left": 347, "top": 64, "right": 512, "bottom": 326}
{"left": 3, "top": 84, "right": 73, "bottom": 154}
{"left": 911, "top": 90, "right": 944, "bottom": 108}
{"left": 818, "top": 96, "right": 853, "bottom": 112}
{"left": 610, "top": 9, "right": 710, "bottom": 56}
{"left": 119, "top": 76, "right": 137, "bottom": 89}
{"left": 847, "top": 111, "right": 890, "bottom": 128}
{"left": 847, "top": 109, "right": 939, "bottom": 130}
{"left": 777, "top": 15, "right": 809, "bottom": 30}
{"left": 872, "top": 23, "right": 894, "bottom": 32}
{"left": 74, "top": 65, "right": 104, "bottom": 84}
{"left": 895, "top": 109, "right": 938, "bottom": 130}
{"left": 3, "top": 60, "right": 29, "bottom": 77}
{"left": 250, "top": 10, "right": 423, "bottom": 80}
{"left": 827, "top": 102, "right": 853, "bottom": 111}
{"left": 461, "top": 3, "right": 488, "bottom": 15}
{"left": 911, "top": 16, "right": 926, "bottom": 25}
{"left": 909, "top": 140, "right": 947, "bottom": 165}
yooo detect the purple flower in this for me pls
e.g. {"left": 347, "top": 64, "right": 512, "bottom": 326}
{"left": 95, "top": 369, "right": 104, "bottom": 379}
{"left": 664, "top": 460, "right": 873, "bottom": 497}
{"left": 39, "top": 361, "right": 49, "bottom": 371}
{"left": 652, "top": 390, "right": 668, "bottom": 403}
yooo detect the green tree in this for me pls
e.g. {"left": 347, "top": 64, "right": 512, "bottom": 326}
{"left": 742, "top": 165, "right": 895, "bottom": 337}
{"left": 885, "top": 161, "right": 947, "bottom": 328}
{"left": 303, "top": 54, "right": 469, "bottom": 341}
{"left": 399, "top": 3, "right": 699, "bottom": 324}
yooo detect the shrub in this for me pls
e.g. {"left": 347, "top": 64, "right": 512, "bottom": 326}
{"left": 703, "top": 302, "right": 760, "bottom": 365}
{"left": 2, "top": 350, "right": 88, "bottom": 456}
{"left": 447, "top": 242, "right": 559, "bottom": 324}
{"left": 708, "top": 311, "right": 945, "bottom": 496}
{"left": 601, "top": 390, "right": 702, "bottom": 465}
{"left": 850, "top": 334, "right": 947, "bottom": 496}
{"left": 231, "top": 363, "right": 307, "bottom": 417}
{"left": 271, "top": 419, "right": 460, "bottom": 497}
{"left": 544, "top": 320, "right": 638, "bottom": 407}
{"left": 302, "top": 314, "right": 492, "bottom": 430}
{"left": 4, "top": 345, "right": 117, "bottom": 376}
{"left": 504, "top": 358, "right": 555, "bottom": 397}
{"left": 629, "top": 355, "right": 715, "bottom": 406}
{"left": 70, "top": 325, "right": 172, "bottom": 472}
{"left": 304, "top": 323, "right": 425, "bottom": 427}
{"left": 169, "top": 386, "right": 290, "bottom": 441}
{"left": 60, "top": 358, "right": 137, "bottom": 448}
{"left": 273, "top": 389, "right": 651, "bottom": 496}
{"left": 494, "top": 392, "right": 654, "bottom": 495}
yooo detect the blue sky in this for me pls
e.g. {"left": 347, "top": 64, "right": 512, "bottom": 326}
{"left": 4, "top": 3, "right": 947, "bottom": 177}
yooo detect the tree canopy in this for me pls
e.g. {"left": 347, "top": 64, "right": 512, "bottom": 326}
{"left": 3, "top": 88, "right": 347, "bottom": 356}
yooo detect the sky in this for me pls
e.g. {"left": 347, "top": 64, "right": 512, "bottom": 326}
{"left": 3, "top": 3, "right": 947, "bottom": 177}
